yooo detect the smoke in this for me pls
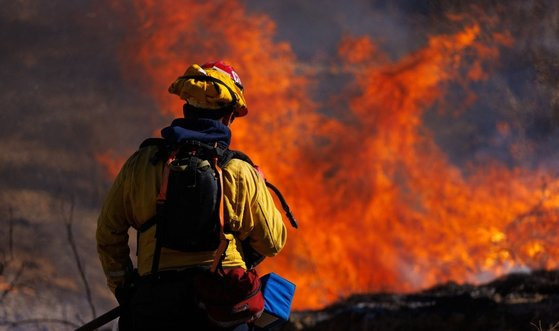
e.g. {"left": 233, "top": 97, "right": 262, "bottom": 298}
{"left": 416, "top": 0, "right": 559, "bottom": 169}
{"left": 0, "top": 0, "right": 163, "bottom": 205}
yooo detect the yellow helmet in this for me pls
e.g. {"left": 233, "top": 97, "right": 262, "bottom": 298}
{"left": 169, "top": 61, "right": 248, "bottom": 117}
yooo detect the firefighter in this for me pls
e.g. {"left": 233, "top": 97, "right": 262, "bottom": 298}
{"left": 96, "top": 61, "right": 287, "bottom": 330}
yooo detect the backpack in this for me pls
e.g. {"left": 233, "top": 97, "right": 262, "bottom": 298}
{"left": 136, "top": 139, "right": 225, "bottom": 271}
{"left": 143, "top": 139, "right": 222, "bottom": 253}
{"left": 137, "top": 138, "right": 297, "bottom": 262}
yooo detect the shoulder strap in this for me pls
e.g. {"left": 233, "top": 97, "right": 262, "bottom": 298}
{"left": 139, "top": 137, "right": 166, "bottom": 149}
{"left": 139, "top": 137, "right": 173, "bottom": 165}
{"left": 219, "top": 149, "right": 254, "bottom": 168}
{"left": 150, "top": 150, "right": 178, "bottom": 274}
{"left": 210, "top": 158, "right": 229, "bottom": 273}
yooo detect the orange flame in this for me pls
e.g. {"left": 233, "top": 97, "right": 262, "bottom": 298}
{"left": 99, "top": 1, "right": 559, "bottom": 310}
{"left": 96, "top": 150, "right": 126, "bottom": 179}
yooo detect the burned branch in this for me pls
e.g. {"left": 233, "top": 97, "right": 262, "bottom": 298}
{"left": 8, "top": 206, "right": 13, "bottom": 262}
{"left": 61, "top": 195, "right": 97, "bottom": 320}
{"left": 0, "top": 207, "right": 28, "bottom": 305}
{"left": 0, "top": 261, "right": 26, "bottom": 303}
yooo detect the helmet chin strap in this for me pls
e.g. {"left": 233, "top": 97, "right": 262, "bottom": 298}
{"left": 221, "top": 112, "right": 235, "bottom": 127}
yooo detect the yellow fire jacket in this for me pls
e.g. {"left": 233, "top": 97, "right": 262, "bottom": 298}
{"left": 96, "top": 144, "right": 287, "bottom": 292}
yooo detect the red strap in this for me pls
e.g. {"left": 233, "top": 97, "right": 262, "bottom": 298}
{"left": 150, "top": 150, "right": 178, "bottom": 274}
{"left": 156, "top": 150, "right": 177, "bottom": 204}
{"left": 210, "top": 156, "right": 229, "bottom": 273}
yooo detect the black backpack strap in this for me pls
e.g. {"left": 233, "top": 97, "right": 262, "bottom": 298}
{"left": 136, "top": 214, "right": 159, "bottom": 260}
{"left": 139, "top": 137, "right": 166, "bottom": 149}
{"left": 138, "top": 216, "right": 158, "bottom": 233}
{"left": 264, "top": 181, "right": 298, "bottom": 228}
{"left": 135, "top": 138, "right": 171, "bottom": 258}
{"left": 210, "top": 158, "right": 230, "bottom": 273}
{"left": 150, "top": 220, "right": 163, "bottom": 275}
{"left": 139, "top": 137, "right": 174, "bottom": 165}
{"left": 224, "top": 150, "right": 298, "bottom": 229}
{"left": 220, "top": 149, "right": 254, "bottom": 168}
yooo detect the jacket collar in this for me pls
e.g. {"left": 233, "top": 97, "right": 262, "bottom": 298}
{"left": 161, "top": 118, "right": 231, "bottom": 147}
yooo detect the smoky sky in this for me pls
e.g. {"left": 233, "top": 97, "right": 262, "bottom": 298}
{"left": 0, "top": 0, "right": 162, "bottom": 206}
{"left": 423, "top": 0, "right": 559, "bottom": 169}
{"left": 244, "top": 0, "right": 429, "bottom": 61}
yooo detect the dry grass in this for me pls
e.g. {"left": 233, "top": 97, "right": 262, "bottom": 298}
{"left": 0, "top": 194, "right": 115, "bottom": 330}
{"left": 532, "top": 320, "right": 559, "bottom": 331}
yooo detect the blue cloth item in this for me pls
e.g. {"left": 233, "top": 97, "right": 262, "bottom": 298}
{"left": 161, "top": 118, "right": 231, "bottom": 147}
{"left": 259, "top": 273, "right": 296, "bottom": 325}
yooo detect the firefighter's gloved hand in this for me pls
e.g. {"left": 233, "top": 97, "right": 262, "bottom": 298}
{"left": 115, "top": 282, "right": 137, "bottom": 306}
{"left": 241, "top": 239, "right": 265, "bottom": 270}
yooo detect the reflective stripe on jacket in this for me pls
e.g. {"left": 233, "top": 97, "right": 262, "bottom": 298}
{"left": 96, "top": 144, "right": 287, "bottom": 292}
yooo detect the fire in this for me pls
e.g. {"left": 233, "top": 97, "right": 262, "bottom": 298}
{"left": 95, "top": 150, "right": 127, "bottom": 179}
{"left": 99, "top": 1, "right": 559, "bottom": 310}
{"left": 0, "top": 277, "right": 12, "bottom": 292}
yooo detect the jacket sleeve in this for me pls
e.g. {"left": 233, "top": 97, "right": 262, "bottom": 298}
{"left": 223, "top": 160, "right": 287, "bottom": 257}
{"left": 96, "top": 155, "right": 135, "bottom": 293}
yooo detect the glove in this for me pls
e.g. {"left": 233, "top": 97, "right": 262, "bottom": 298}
{"left": 241, "top": 239, "right": 265, "bottom": 270}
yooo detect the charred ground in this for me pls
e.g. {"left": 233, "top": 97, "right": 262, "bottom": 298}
{"left": 282, "top": 270, "right": 559, "bottom": 331}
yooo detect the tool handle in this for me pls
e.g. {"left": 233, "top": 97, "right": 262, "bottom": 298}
{"left": 75, "top": 306, "right": 121, "bottom": 331}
